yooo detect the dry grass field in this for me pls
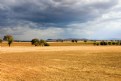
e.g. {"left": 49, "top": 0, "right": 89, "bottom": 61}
{"left": 0, "top": 45, "right": 121, "bottom": 81}
{"left": 1, "top": 41, "right": 94, "bottom": 47}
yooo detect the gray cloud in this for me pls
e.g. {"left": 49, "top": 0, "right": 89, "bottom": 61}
{"left": 0, "top": 0, "right": 118, "bottom": 25}
{"left": 0, "top": 0, "right": 120, "bottom": 40}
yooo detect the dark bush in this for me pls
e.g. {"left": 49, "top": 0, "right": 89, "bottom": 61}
{"left": 93, "top": 42, "right": 96, "bottom": 45}
{"left": 0, "top": 38, "right": 2, "bottom": 43}
{"left": 115, "top": 42, "right": 119, "bottom": 45}
{"left": 71, "top": 40, "right": 75, "bottom": 43}
{"left": 112, "top": 42, "right": 116, "bottom": 45}
{"left": 108, "top": 42, "right": 112, "bottom": 45}
{"left": 96, "top": 43, "right": 99, "bottom": 46}
{"left": 100, "top": 41, "right": 107, "bottom": 45}
{"left": 44, "top": 43, "right": 50, "bottom": 46}
{"left": 31, "top": 38, "right": 40, "bottom": 46}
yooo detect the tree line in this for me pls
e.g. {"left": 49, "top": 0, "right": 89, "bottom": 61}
{"left": 0, "top": 35, "right": 121, "bottom": 46}
{"left": 94, "top": 41, "right": 121, "bottom": 46}
{"left": 0, "top": 35, "right": 49, "bottom": 47}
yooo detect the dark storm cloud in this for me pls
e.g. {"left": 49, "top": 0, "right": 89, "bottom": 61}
{"left": 0, "top": 0, "right": 120, "bottom": 40}
{"left": 0, "top": 0, "right": 118, "bottom": 28}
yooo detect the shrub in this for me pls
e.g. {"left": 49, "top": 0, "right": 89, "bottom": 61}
{"left": 93, "top": 42, "right": 96, "bottom": 45}
{"left": 40, "top": 39, "right": 46, "bottom": 46}
{"left": 3, "top": 35, "right": 14, "bottom": 47}
{"left": 100, "top": 41, "right": 107, "bottom": 45}
{"left": 94, "top": 42, "right": 99, "bottom": 46}
{"left": 112, "top": 42, "right": 116, "bottom": 45}
{"left": 75, "top": 40, "right": 78, "bottom": 43}
{"left": 96, "top": 43, "right": 100, "bottom": 46}
{"left": 115, "top": 42, "right": 119, "bottom": 45}
{"left": 108, "top": 42, "right": 112, "bottom": 45}
{"left": 71, "top": 40, "right": 75, "bottom": 43}
{"left": 44, "top": 43, "right": 50, "bottom": 46}
{"left": 71, "top": 40, "right": 78, "bottom": 43}
{"left": 31, "top": 38, "right": 40, "bottom": 46}
{"left": 84, "top": 40, "right": 87, "bottom": 43}
{"left": 0, "top": 38, "right": 2, "bottom": 43}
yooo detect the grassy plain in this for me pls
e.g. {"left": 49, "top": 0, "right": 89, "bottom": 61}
{"left": 0, "top": 43, "right": 121, "bottom": 81}
{"left": 1, "top": 41, "right": 94, "bottom": 47}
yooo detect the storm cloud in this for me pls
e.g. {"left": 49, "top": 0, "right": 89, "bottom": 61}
{"left": 0, "top": 0, "right": 121, "bottom": 40}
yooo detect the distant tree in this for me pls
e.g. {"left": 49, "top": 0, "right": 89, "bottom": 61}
{"left": 0, "top": 38, "right": 2, "bottom": 43}
{"left": 96, "top": 43, "right": 99, "bottom": 46}
{"left": 40, "top": 39, "right": 45, "bottom": 46}
{"left": 40, "top": 39, "right": 50, "bottom": 46}
{"left": 0, "top": 38, "right": 2, "bottom": 46}
{"left": 61, "top": 40, "right": 64, "bottom": 42}
{"left": 3, "top": 35, "right": 14, "bottom": 47}
{"left": 100, "top": 41, "right": 107, "bottom": 45}
{"left": 112, "top": 42, "right": 116, "bottom": 45}
{"left": 93, "top": 42, "right": 99, "bottom": 46}
{"left": 71, "top": 40, "right": 78, "bottom": 43}
{"left": 108, "top": 42, "right": 112, "bottom": 45}
{"left": 84, "top": 40, "right": 87, "bottom": 43}
{"left": 75, "top": 40, "right": 78, "bottom": 43}
{"left": 71, "top": 40, "right": 75, "bottom": 43}
{"left": 93, "top": 41, "right": 96, "bottom": 45}
{"left": 31, "top": 38, "right": 40, "bottom": 46}
{"left": 44, "top": 42, "right": 50, "bottom": 46}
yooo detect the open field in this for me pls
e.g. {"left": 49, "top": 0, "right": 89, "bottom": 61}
{"left": 0, "top": 46, "right": 121, "bottom": 81}
{"left": 1, "top": 41, "right": 94, "bottom": 47}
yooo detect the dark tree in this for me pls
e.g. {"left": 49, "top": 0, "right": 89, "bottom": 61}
{"left": 0, "top": 38, "right": 2, "bottom": 46}
{"left": 40, "top": 39, "right": 50, "bottom": 46}
{"left": 40, "top": 39, "right": 45, "bottom": 46}
{"left": 75, "top": 40, "right": 78, "bottom": 43}
{"left": 0, "top": 38, "right": 2, "bottom": 43}
{"left": 100, "top": 41, "right": 107, "bottom": 45}
{"left": 71, "top": 40, "right": 75, "bottom": 43}
{"left": 3, "top": 35, "right": 14, "bottom": 47}
{"left": 31, "top": 38, "right": 40, "bottom": 46}
{"left": 84, "top": 40, "right": 87, "bottom": 43}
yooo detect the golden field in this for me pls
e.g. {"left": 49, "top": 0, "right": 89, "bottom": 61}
{"left": 1, "top": 41, "right": 94, "bottom": 47}
{"left": 0, "top": 43, "right": 121, "bottom": 81}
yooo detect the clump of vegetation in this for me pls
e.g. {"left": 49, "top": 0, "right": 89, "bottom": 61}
{"left": 84, "top": 40, "right": 87, "bottom": 43}
{"left": 3, "top": 35, "right": 14, "bottom": 47}
{"left": 94, "top": 40, "right": 121, "bottom": 46}
{"left": 71, "top": 40, "right": 78, "bottom": 43}
{"left": 108, "top": 42, "right": 112, "bottom": 45}
{"left": 31, "top": 39, "right": 50, "bottom": 46}
{"left": 0, "top": 38, "right": 2, "bottom": 46}
{"left": 40, "top": 39, "right": 50, "bottom": 46}
{"left": 44, "top": 42, "right": 50, "bottom": 46}
{"left": 40, "top": 39, "right": 46, "bottom": 46}
{"left": 0, "top": 38, "right": 2, "bottom": 43}
{"left": 112, "top": 42, "right": 116, "bottom": 45}
{"left": 94, "top": 42, "right": 99, "bottom": 46}
{"left": 100, "top": 41, "right": 107, "bottom": 45}
{"left": 31, "top": 38, "right": 40, "bottom": 46}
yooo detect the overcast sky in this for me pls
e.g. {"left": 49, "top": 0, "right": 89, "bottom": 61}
{"left": 0, "top": 0, "right": 121, "bottom": 40}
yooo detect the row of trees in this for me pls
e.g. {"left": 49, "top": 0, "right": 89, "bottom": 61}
{"left": 94, "top": 41, "right": 121, "bottom": 46}
{"left": 0, "top": 35, "right": 121, "bottom": 46}
{"left": 0, "top": 35, "right": 49, "bottom": 47}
